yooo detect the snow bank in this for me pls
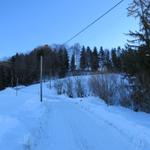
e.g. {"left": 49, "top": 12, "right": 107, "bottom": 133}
{"left": 0, "top": 84, "right": 47, "bottom": 150}
{"left": 75, "top": 97, "right": 150, "bottom": 150}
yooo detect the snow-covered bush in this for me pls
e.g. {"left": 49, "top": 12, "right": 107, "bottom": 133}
{"left": 53, "top": 76, "right": 88, "bottom": 98}
{"left": 54, "top": 80, "right": 64, "bottom": 95}
{"left": 89, "top": 74, "right": 117, "bottom": 105}
{"left": 53, "top": 74, "right": 132, "bottom": 108}
{"left": 118, "top": 79, "right": 132, "bottom": 108}
{"left": 23, "top": 138, "right": 32, "bottom": 150}
{"left": 75, "top": 77, "right": 85, "bottom": 98}
{"left": 65, "top": 78, "right": 73, "bottom": 98}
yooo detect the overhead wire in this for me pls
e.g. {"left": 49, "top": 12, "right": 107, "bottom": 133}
{"left": 63, "top": 0, "right": 124, "bottom": 45}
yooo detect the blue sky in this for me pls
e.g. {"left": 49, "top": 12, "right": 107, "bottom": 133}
{"left": 0, "top": 0, "right": 138, "bottom": 58}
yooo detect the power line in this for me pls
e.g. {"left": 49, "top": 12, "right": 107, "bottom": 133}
{"left": 64, "top": 0, "right": 124, "bottom": 45}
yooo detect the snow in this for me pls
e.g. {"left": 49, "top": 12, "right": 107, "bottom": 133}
{"left": 0, "top": 78, "right": 150, "bottom": 150}
{"left": 76, "top": 98, "right": 150, "bottom": 150}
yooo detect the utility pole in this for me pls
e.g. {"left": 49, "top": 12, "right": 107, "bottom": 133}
{"left": 40, "top": 55, "right": 43, "bottom": 102}
{"left": 16, "top": 77, "right": 18, "bottom": 96}
{"left": 11, "top": 76, "right": 14, "bottom": 88}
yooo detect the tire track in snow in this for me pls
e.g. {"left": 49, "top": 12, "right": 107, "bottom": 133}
{"left": 63, "top": 106, "right": 90, "bottom": 150}
{"left": 22, "top": 100, "right": 52, "bottom": 150}
{"left": 76, "top": 102, "right": 146, "bottom": 150}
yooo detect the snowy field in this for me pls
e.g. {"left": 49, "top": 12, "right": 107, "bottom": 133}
{"left": 0, "top": 80, "right": 150, "bottom": 150}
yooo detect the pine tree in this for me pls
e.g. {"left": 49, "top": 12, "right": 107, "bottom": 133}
{"left": 104, "top": 50, "right": 112, "bottom": 71}
{"left": 111, "top": 48, "right": 118, "bottom": 70}
{"left": 91, "top": 47, "right": 99, "bottom": 71}
{"left": 99, "top": 46, "right": 105, "bottom": 70}
{"left": 111, "top": 47, "right": 122, "bottom": 72}
{"left": 126, "top": 0, "right": 150, "bottom": 112}
{"left": 127, "top": 0, "right": 150, "bottom": 48}
{"left": 80, "top": 46, "right": 86, "bottom": 70}
{"left": 58, "top": 48, "right": 69, "bottom": 77}
{"left": 0, "top": 66, "right": 5, "bottom": 90}
{"left": 70, "top": 53, "right": 76, "bottom": 72}
{"left": 86, "top": 46, "right": 92, "bottom": 70}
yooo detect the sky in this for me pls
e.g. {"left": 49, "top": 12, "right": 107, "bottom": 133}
{"left": 0, "top": 0, "right": 138, "bottom": 58}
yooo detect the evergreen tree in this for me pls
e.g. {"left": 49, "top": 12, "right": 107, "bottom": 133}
{"left": 99, "top": 46, "right": 105, "bottom": 70}
{"left": 91, "top": 47, "right": 99, "bottom": 71}
{"left": 116, "top": 46, "right": 122, "bottom": 71}
{"left": 58, "top": 48, "right": 69, "bottom": 77}
{"left": 86, "top": 46, "right": 92, "bottom": 70}
{"left": 70, "top": 53, "right": 76, "bottom": 72}
{"left": 0, "top": 66, "right": 5, "bottom": 90}
{"left": 111, "top": 48, "right": 118, "bottom": 70}
{"left": 127, "top": 0, "right": 150, "bottom": 48}
{"left": 104, "top": 50, "right": 112, "bottom": 71}
{"left": 126, "top": 0, "right": 150, "bottom": 112}
{"left": 111, "top": 47, "right": 122, "bottom": 72}
{"left": 99, "top": 47, "right": 104, "bottom": 62}
{"left": 80, "top": 46, "right": 86, "bottom": 70}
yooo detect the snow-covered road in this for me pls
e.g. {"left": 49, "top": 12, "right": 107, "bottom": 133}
{"left": 34, "top": 100, "right": 135, "bottom": 150}
{"left": 1, "top": 83, "right": 150, "bottom": 150}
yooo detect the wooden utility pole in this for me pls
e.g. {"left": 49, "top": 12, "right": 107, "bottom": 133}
{"left": 40, "top": 55, "right": 43, "bottom": 102}
{"left": 16, "top": 77, "right": 19, "bottom": 96}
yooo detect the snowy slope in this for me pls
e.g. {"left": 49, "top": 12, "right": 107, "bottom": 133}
{"left": 0, "top": 81, "right": 150, "bottom": 150}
